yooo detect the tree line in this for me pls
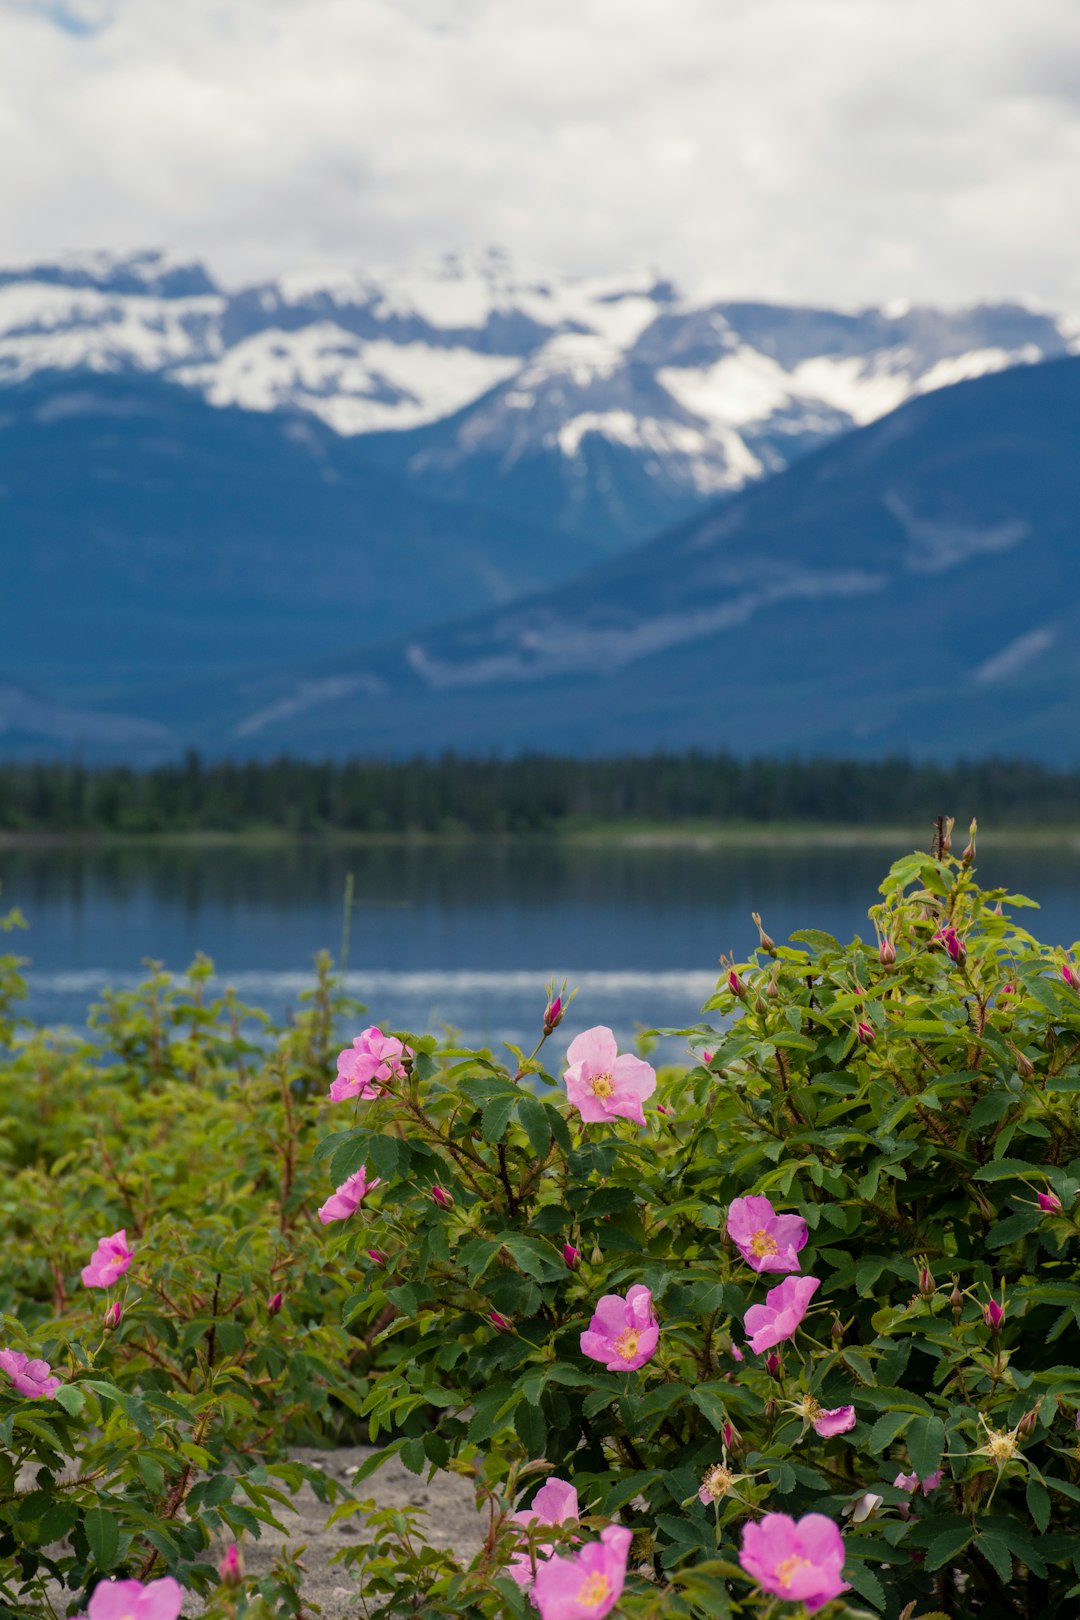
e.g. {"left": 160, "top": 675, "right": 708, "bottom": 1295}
{"left": 0, "top": 752, "right": 1077, "bottom": 835}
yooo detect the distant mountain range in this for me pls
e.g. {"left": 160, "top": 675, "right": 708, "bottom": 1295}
{"left": 131, "top": 354, "right": 1080, "bottom": 763}
{"left": 2, "top": 248, "right": 1075, "bottom": 551}
{"left": 2, "top": 249, "right": 1079, "bottom": 762}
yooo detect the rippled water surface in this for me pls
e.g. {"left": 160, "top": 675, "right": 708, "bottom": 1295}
{"left": 3, "top": 837, "right": 1079, "bottom": 1050}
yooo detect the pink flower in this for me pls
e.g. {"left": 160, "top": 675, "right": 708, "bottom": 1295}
{"left": 544, "top": 994, "right": 565, "bottom": 1034}
{"left": 739, "top": 1512, "right": 847, "bottom": 1614}
{"left": 744, "top": 1275, "right": 820, "bottom": 1354}
{"left": 894, "top": 1470, "right": 942, "bottom": 1496}
{"left": 765, "top": 1351, "right": 782, "bottom": 1378}
{"left": 562, "top": 1243, "right": 580, "bottom": 1269}
{"left": 812, "top": 1405, "right": 855, "bottom": 1437}
{"left": 0, "top": 1348, "right": 62, "bottom": 1400}
{"left": 533, "top": 1524, "right": 631, "bottom": 1620}
{"left": 727, "top": 1195, "right": 807, "bottom": 1274}
{"left": 267, "top": 1292, "right": 283, "bottom": 1316}
{"left": 1037, "top": 1190, "right": 1063, "bottom": 1214}
{"left": 563, "top": 1026, "right": 656, "bottom": 1127}
{"left": 81, "top": 1230, "right": 133, "bottom": 1289}
{"left": 507, "top": 1477, "right": 579, "bottom": 1590}
{"left": 580, "top": 1285, "right": 658, "bottom": 1371}
{"left": 218, "top": 1544, "right": 243, "bottom": 1586}
{"left": 104, "top": 1301, "right": 122, "bottom": 1330}
{"left": 936, "top": 926, "right": 966, "bottom": 964}
{"left": 984, "top": 1297, "right": 1005, "bottom": 1330}
{"left": 85, "top": 1578, "right": 183, "bottom": 1620}
{"left": 317, "top": 1165, "right": 381, "bottom": 1224}
{"left": 431, "top": 1185, "right": 453, "bottom": 1209}
{"left": 730, "top": 1343, "right": 744, "bottom": 1363}
{"left": 329, "top": 1026, "right": 412, "bottom": 1103}
{"left": 702, "top": 1049, "right": 714, "bottom": 1064}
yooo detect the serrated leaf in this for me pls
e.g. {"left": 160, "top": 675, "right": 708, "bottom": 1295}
{"left": 84, "top": 1506, "right": 119, "bottom": 1570}
{"left": 975, "top": 1530, "right": 1012, "bottom": 1584}
{"left": 482, "top": 1093, "right": 517, "bottom": 1143}
{"left": 868, "top": 1411, "right": 912, "bottom": 1454}
{"left": 517, "top": 1094, "right": 552, "bottom": 1159}
{"left": 906, "top": 1414, "right": 945, "bottom": 1480}
{"left": 925, "top": 1526, "right": 973, "bottom": 1570}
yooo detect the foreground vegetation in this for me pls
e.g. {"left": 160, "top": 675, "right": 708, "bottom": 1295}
{"left": 4, "top": 829, "right": 1080, "bottom": 1616}
{"left": 4, "top": 753, "right": 1080, "bottom": 836}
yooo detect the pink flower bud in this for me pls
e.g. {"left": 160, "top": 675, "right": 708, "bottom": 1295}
{"left": 723, "top": 1419, "right": 743, "bottom": 1452}
{"left": 856, "top": 1020, "right": 875, "bottom": 1045}
{"left": 935, "top": 926, "right": 966, "bottom": 965}
{"left": 1063, "top": 963, "right": 1080, "bottom": 991}
{"left": 765, "top": 1351, "right": 782, "bottom": 1378}
{"left": 656, "top": 1102, "right": 672, "bottom": 1116}
{"left": 730, "top": 1342, "right": 744, "bottom": 1362}
{"left": 983, "top": 1297, "right": 1005, "bottom": 1331}
{"left": 562, "top": 1242, "right": 580, "bottom": 1269}
{"left": 1000, "top": 982, "right": 1015, "bottom": 997}
{"left": 489, "top": 1310, "right": 513, "bottom": 1333}
{"left": 104, "top": 1301, "right": 122, "bottom": 1330}
{"left": 1037, "top": 1190, "right": 1063, "bottom": 1215}
{"left": 702, "top": 1050, "right": 714, "bottom": 1065}
{"left": 366, "top": 1248, "right": 386, "bottom": 1266}
{"left": 219, "top": 1544, "right": 243, "bottom": 1587}
{"left": 267, "top": 1291, "right": 283, "bottom": 1317}
{"left": 1017, "top": 1406, "right": 1039, "bottom": 1440}
{"left": 728, "top": 969, "right": 747, "bottom": 998}
{"left": 431, "top": 1185, "right": 453, "bottom": 1209}
{"left": 878, "top": 937, "right": 897, "bottom": 967}
{"left": 1075, "top": 1408, "right": 1080, "bottom": 1432}
{"left": 544, "top": 994, "right": 564, "bottom": 1034}
{"left": 918, "top": 1263, "right": 934, "bottom": 1297}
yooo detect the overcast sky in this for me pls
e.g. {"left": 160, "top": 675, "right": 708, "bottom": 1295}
{"left": 3, "top": 0, "right": 1080, "bottom": 309}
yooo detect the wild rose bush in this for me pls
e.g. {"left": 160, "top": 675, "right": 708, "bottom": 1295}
{"left": 0, "top": 947, "right": 357, "bottom": 1618}
{"left": 316, "top": 842, "right": 1080, "bottom": 1617}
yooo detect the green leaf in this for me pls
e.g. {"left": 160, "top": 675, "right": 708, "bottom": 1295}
{"left": 53, "top": 1385, "right": 85, "bottom": 1418}
{"left": 689, "top": 1384, "right": 729, "bottom": 1432}
{"left": 514, "top": 1400, "right": 546, "bottom": 1455}
{"left": 843, "top": 1560, "right": 886, "bottom": 1612}
{"left": 482, "top": 1093, "right": 517, "bottom": 1143}
{"left": 986, "top": 1210, "right": 1041, "bottom": 1248}
{"left": 975, "top": 1530, "right": 1013, "bottom": 1584}
{"left": 868, "top": 1411, "right": 912, "bottom": 1454}
{"left": 906, "top": 1414, "right": 945, "bottom": 1480}
{"left": 329, "top": 1132, "right": 371, "bottom": 1187}
{"left": 84, "top": 1506, "right": 120, "bottom": 1571}
{"left": 517, "top": 1094, "right": 552, "bottom": 1159}
{"left": 1027, "top": 1477, "right": 1051, "bottom": 1534}
{"left": 925, "top": 1526, "right": 973, "bottom": 1570}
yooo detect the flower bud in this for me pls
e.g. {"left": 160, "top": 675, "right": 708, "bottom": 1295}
{"left": 366, "top": 1248, "right": 386, "bottom": 1266}
{"left": 765, "top": 1351, "right": 782, "bottom": 1378}
{"left": 1015, "top": 1050, "right": 1035, "bottom": 1080}
{"left": 936, "top": 926, "right": 966, "bottom": 965}
{"left": 723, "top": 1419, "right": 743, "bottom": 1452}
{"left": 1037, "top": 1190, "right": 1063, "bottom": 1215}
{"left": 727, "top": 969, "right": 747, "bottom": 999}
{"left": 917, "top": 1262, "right": 935, "bottom": 1297}
{"left": 983, "top": 1297, "right": 1005, "bottom": 1331}
{"left": 489, "top": 1310, "right": 513, "bottom": 1333}
{"left": 543, "top": 994, "right": 564, "bottom": 1035}
{"left": 219, "top": 1544, "right": 243, "bottom": 1587}
{"left": 752, "top": 913, "right": 777, "bottom": 956}
{"left": 1017, "top": 1406, "right": 1039, "bottom": 1440}
{"left": 562, "top": 1242, "right": 580, "bottom": 1269}
{"left": 267, "top": 1291, "right": 283, "bottom": 1317}
{"left": 1000, "top": 982, "right": 1015, "bottom": 998}
{"left": 104, "top": 1301, "right": 122, "bottom": 1330}
{"left": 701, "top": 1050, "right": 714, "bottom": 1065}
{"left": 962, "top": 820, "right": 977, "bottom": 864}
{"left": 878, "top": 936, "right": 897, "bottom": 967}
{"left": 856, "top": 1020, "right": 875, "bottom": 1046}
{"left": 831, "top": 1315, "right": 844, "bottom": 1345}
{"left": 431, "top": 1185, "right": 453, "bottom": 1209}
{"left": 730, "top": 1342, "right": 744, "bottom": 1363}
{"left": 950, "top": 1277, "right": 964, "bottom": 1316}
{"left": 1063, "top": 962, "right": 1080, "bottom": 992}
{"left": 844, "top": 1492, "right": 883, "bottom": 1524}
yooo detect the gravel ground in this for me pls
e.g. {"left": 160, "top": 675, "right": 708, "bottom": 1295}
{"left": 236, "top": 1446, "right": 486, "bottom": 1618}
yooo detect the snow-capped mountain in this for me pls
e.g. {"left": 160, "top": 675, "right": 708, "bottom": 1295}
{"left": 1, "top": 248, "right": 1075, "bottom": 547}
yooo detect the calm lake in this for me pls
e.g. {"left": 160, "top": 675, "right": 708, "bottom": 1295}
{"left": 3, "top": 836, "right": 1080, "bottom": 1053}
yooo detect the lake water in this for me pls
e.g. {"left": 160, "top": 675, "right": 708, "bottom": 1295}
{"left": 3, "top": 836, "right": 1080, "bottom": 1054}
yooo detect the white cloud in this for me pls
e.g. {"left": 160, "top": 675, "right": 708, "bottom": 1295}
{"left": 2, "top": 0, "right": 1080, "bottom": 310}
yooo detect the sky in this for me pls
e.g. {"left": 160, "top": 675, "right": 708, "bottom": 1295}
{"left": 3, "top": 0, "right": 1080, "bottom": 309}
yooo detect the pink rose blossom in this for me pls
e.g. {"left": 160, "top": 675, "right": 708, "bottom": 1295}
{"left": 507, "top": 1477, "right": 579, "bottom": 1590}
{"left": 329, "top": 1027, "right": 412, "bottom": 1103}
{"left": 533, "top": 1523, "right": 631, "bottom": 1620}
{"left": 894, "top": 1470, "right": 942, "bottom": 1495}
{"left": 744, "top": 1275, "right": 820, "bottom": 1354}
{"left": 739, "top": 1512, "right": 848, "bottom": 1614}
{"left": 727, "top": 1195, "right": 807, "bottom": 1274}
{"left": 85, "top": 1578, "right": 183, "bottom": 1620}
{"left": 563, "top": 1026, "right": 656, "bottom": 1126}
{"left": 580, "top": 1285, "right": 658, "bottom": 1372}
{"left": 812, "top": 1405, "right": 856, "bottom": 1437}
{"left": 1037, "top": 1190, "right": 1063, "bottom": 1214}
{"left": 317, "top": 1165, "right": 381, "bottom": 1224}
{"left": 81, "top": 1230, "right": 133, "bottom": 1289}
{"left": 0, "top": 1348, "right": 62, "bottom": 1399}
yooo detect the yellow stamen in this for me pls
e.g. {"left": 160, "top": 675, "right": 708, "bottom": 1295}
{"left": 775, "top": 1554, "right": 812, "bottom": 1588}
{"left": 578, "top": 1572, "right": 611, "bottom": 1606}
{"left": 590, "top": 1072, "right": 616, "bottom": 1098}
{"left": 613, "top": 1328, "right": 640, "bottom": 1360}
{"left": 701, "top": 1463, "right": 734, "bottom": 1500}
{"left": 750, "top": 1228, "right": 779, "bottom": 1258}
